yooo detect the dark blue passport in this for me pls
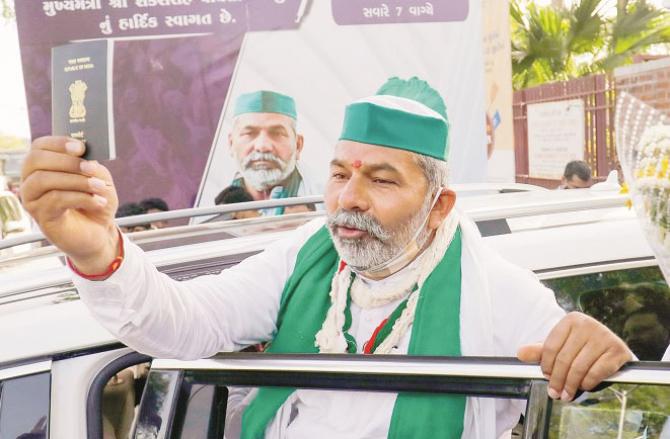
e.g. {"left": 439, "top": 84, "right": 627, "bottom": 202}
{"left": 52, "top": 39, "right": 115, "bottom": 161}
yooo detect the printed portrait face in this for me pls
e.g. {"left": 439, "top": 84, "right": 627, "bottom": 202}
{"left": 228, "top": 112, "right": 304, "bottom": 191}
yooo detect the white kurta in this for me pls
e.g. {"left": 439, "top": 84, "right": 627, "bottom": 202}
{"left": 73, "top": 214, "right": 565, "bottom": 438}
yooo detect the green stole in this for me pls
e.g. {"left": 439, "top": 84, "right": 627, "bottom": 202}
{"left": 241, "top": 226, "right": 465, "bottom": 438}
{"left": 232, "top": 169, "right": 303, "bottom": 215}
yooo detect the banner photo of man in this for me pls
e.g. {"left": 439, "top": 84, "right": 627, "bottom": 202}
{"left": 226, "top": 90, "right": 319, "bottom": 212}
{"left": 195, "top": 0, "right": 489, "bottom": 215}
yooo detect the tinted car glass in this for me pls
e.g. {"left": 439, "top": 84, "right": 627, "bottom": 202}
{"left": 172, "top": 382, "right": 227, "bottom": 439}
{"left": 134, "top": 370, "right": 180, "bottom": 439}
{"left": 102, "top": 363, "right": 150, "bottom": 439}
{"left": 163, "top": 384, "right": 529, "bottom": 438}
{"left": 0, "top": 372, "right": 50, "bottom": 439}
{"left": 544, "top": 266, "right": 670, "bottom": 360}
{"left": 549, "top": 383, "right": 670, "bottom": 438}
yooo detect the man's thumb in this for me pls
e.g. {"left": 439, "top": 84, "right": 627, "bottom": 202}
{"left": 517, "top": 343, "right": 543, "bottom": 363}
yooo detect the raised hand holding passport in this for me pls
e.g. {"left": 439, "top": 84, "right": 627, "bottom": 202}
{"left": 20, "top": 136, "right": 120, "bottom": 274}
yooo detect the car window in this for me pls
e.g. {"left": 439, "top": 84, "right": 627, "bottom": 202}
{"left": 134, "top": 370, "right": 228, "bottom": 439}
{"left": 139, "top": 379, "right": 532, "bottom": 439}
{"left": 0, "top": 372, "right": 50, "bottom": 439}
{"left": 548, "top": 383, "right": 670, "bottom": 438}
{"left": 102, "top": 362, "right": 150, "bottom": 439}
{"left": 134, "top": 370, "right": 180, "bottom": 439}
{"left": 172, "top": 382, "right": 227, "bottom": 439}
{"left": 544, "top": 266, "right": 670, "bottom": 360}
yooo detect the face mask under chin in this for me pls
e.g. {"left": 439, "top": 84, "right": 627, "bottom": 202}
{"left": 329, "top": 190, "right": 440, "bottom": 277}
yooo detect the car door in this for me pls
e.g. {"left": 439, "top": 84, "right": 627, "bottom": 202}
{"left": 136, "top": 355, "right": 670, "bottom": 439}
{"left": 0, "top": 361, "right": 51, "bottom": 439}
{"left": 136, "top": 355, "right": 554, "bottom": 439}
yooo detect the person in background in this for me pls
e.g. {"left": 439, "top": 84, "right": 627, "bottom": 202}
{"left": 116, "top": 202, "right": 151, "bottom": 233}
{"left": 558, "top": 160, "right": 593, "bottom": 189}
{"left": 215, "top": 186, "right": 261, "bottom": 220}
{"left": 139, "top": 197, "right": 169, "bottom": 229}
{"left": 8, "top": 180, "right": 21, "bottom": 197}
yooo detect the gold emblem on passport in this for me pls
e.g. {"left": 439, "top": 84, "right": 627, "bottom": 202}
{"left": 68, "top": 79, "right": 88, "bottom": 122}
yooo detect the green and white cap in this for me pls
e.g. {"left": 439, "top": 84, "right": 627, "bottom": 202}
{"left": 233, "top": 90, "right": 297, "bottom": 120}
{"left": 339, "top": 77, "right": 449, "bottom": 161}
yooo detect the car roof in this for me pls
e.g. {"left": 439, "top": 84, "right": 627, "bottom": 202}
{"left": 0, "top": 299, "right": 118, "bottom": 366}
{"left": 0, "top": 187, "right": 655, "bottom": 365}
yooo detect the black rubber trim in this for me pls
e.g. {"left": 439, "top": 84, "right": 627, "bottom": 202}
{"left": 208, "top": 386, "right": 229, "bottom": 439}
{"left": 86, "top": 351, "right": 151, "bottom": 439}
{"left": 52, "top": 342, "right": 126, "bottom": 361}
{"left": 184, "top": 369, "right": 531, "bottom": 399}
{"left": 209, "top": 353, "right": 529, "bottom": 365}
{"left": 184, "top": 354, "right": 536, "bottom": 399}
{"left": 534, "top": 256, "right": 656, "bottom": 275}
{"left": 0, "top": 342, "right": 125, "bottom": 372}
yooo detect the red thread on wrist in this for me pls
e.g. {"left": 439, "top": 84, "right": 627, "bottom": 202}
{"left": 67, "top": 229, "right": 124, "bottom": 281}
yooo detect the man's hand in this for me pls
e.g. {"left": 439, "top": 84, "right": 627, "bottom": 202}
{"left": 20, "top": 136, "right": 120, "bottom": 274}
{"left": 517, "top": 312, "right": 633, "bottom": 401}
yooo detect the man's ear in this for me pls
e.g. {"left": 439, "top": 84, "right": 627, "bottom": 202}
{"left": 295, "top": 134, "right": 304, "bottom": 159}
{"left": 427, "top": 188, "right": 456, "bottom": 231}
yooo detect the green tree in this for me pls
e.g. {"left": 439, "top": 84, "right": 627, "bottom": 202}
{"left": 511, "top": 0, "right": 670, "bottom": 89}
{"left": 0, "top": 134, "right": 26, "bottom": 151}
{"left": 511, "top": 0, "right": 607, "bottom": 88}
{"left": 1, "top": 0, "right": 13, "bottom": 21}
{"left": 601, "top": 0, "right": 670, "bottom": 70}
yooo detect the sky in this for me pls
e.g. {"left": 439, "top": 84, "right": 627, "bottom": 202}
{"left": 0, "top": 18, "right": 29, "bottom": 139}
{"left": 0, "top": 0, "right": 668, "bottom": 139}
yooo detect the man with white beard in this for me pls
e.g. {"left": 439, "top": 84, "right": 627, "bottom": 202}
{"left": 227, "top": 90, "right": 319, "bottom": 214}
{"left": 20, "top": 77, "right": 632, "bottom": 438}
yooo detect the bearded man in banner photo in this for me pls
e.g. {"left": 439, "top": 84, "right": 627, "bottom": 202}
{"left": 20, "top": 77, "right": 632, "bottom": 438}
{"left": 226, "top": 90, "right": 320, "bottom": 215}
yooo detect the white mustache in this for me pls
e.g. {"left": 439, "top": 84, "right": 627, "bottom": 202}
{"left": 327, "top": 210, "right": 391, "bottom": 241}
{"left": 242, "top": 152, "right": 286, "bottom": 170}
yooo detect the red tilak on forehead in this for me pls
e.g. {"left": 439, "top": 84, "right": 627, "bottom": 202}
{"left": 352, "top": 160, "right": 362, "bottom": 169}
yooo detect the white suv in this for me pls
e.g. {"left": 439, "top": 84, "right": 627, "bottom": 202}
{"left": 1, "top": 187, "right": 669, "bottom": 439}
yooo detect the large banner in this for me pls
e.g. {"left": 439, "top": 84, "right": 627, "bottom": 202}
{"left": 16, "top": 1, "right": 489, "bottom": 212}
{"left": 481, "top": 0, "right": 515, "bottom": 182}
